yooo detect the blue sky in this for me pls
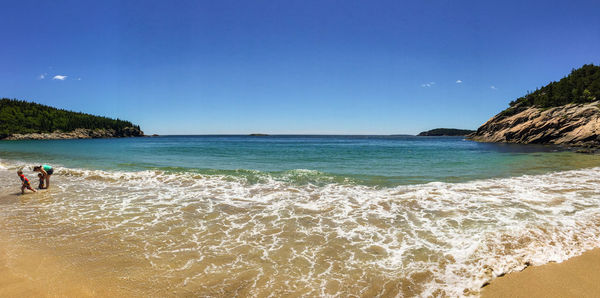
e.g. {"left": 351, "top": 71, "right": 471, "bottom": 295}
{"left": 1, "top": 0, "right": 599, "bottom": 134}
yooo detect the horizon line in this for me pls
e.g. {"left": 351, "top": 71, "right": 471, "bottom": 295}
{"left": 146, "top": 133, "right": 471, "bottom": 136}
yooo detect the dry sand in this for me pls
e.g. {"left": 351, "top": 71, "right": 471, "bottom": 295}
{"left": 482, "top": 248, "right": 600, "bottom": 298}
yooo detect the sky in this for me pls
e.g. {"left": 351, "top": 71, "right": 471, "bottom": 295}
{"left": 1, "top": 0, "right": 599, "bottom": 135}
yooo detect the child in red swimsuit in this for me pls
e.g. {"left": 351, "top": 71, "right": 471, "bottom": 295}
{"left": 17, "top": 170, "right": 37, "bottom": 194}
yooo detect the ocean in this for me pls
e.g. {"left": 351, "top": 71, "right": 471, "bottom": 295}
{"left": 1, "top": 135, "right": 600, "bottom": 296}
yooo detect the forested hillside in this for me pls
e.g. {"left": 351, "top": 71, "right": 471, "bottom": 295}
{"left": 508, "top": 64, "right": 600, "bottom": 109}
{"left": 0, "top": 98, "right": 141, "bottom": 138}
{"left": 470, "top": 64, "right": 600, "bottom": 148}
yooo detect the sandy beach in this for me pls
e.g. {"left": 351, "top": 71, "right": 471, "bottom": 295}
{"left": 0, "top": 234, "right": 124, "bottom": 297}
{"left": 3, "top": 230, "right": 599, "bottom": 298}
{"left": 3, "top": 188, "right": 600, "bottom": 297}
{"left": 3, "top": 153, "right": 600, "bottom": 296}
{"left": 0, "top": 193, "right": 137, "bottom": 297}
{"left": 3, "top": 213, "right": 599, "bottom": 298}
{"left": 0, "top": 241, "right": 109, "bottom": 297}
{"left": 482, "top": 248, "right": 600, "bottom": 297}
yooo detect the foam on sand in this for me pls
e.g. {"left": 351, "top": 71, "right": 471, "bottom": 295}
{"left": 1, "top": 159, "right": 600, "bottom": 296}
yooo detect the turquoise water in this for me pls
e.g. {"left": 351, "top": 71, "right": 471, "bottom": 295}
{"left": 2, "top": 135, "right": 600, "bottom": 186}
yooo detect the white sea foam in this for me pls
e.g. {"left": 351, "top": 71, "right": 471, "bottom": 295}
{"left": 1, "top": 159, "right": 600, "bottom": 296}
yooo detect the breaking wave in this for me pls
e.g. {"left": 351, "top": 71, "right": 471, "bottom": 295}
{"left": 1, "top": 159, "right": 600, "bottom": 296}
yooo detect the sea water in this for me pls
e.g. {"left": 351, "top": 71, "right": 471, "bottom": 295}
{"left": 1, "top": 135, "right": 600, "bottom": 296}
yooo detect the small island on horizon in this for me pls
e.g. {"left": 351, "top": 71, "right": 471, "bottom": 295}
{"left": 417, "top": 128, "right": 475, "bottom": 136}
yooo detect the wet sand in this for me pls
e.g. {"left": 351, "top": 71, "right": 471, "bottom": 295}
{"left": 3, "top": 163, "right": 600, "bottom": 296}
{"left": 0, "top": 193, "right": 135, "bottom": 297}
{"left": 0, "top": 235, "right": 132, "bottom": 297}
{"left": 482, "top": 248, "right": 600, "bottom": 297}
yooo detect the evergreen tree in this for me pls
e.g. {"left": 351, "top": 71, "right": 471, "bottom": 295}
{"left": 0, "top": 98, "right": 141, "bottom": 138}
{"left": 501, "top": 64, "right": 599, "bottom": 117}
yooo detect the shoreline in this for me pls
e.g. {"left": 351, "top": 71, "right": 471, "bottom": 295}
{"left": 0, "top": 128, "right": 144, "bottom": 141}
{"left": 482, "top": 248, "right": 600, "bottom": 297}
{"left": 464, "top": 137, "right": 600, "bottom": 154}
{"left": 2, "top": 214, "right": 598, "bottom": 298}
{"left": 3, "top": 156, "right": 600, "bottom": 296}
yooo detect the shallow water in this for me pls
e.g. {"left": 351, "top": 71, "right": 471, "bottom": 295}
{"left": 1, "top": 136, "right": 600, "bottom": 296}
{"left": 2, "top": 135, "right": 599, "bottom": 186}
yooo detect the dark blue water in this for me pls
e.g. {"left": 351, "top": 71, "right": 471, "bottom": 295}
{"left": 2, "top": 135, "right": 599, "bottom": 185}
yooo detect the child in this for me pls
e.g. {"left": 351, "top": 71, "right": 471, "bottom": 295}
{"left": 17, "top": 170, "right": 37, "bottom": 194}
{"left": 38, "top": 173, "right": 45, "bottom": 189}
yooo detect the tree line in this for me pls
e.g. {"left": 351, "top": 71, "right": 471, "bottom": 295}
{"left": 509, "top": 64, "right": 600, "bottom": 109}
{"left": 0, "top": 98, "right": 140, "bottom": 138}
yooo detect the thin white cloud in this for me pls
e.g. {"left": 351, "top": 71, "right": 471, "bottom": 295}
{"left": 53, "top": 75, "right": 67, "bottom": 80}
{"left": 39, "top": 73, "right": 47, "bottom": 80}
{"left": 421, "top": 82, "right": 435, "bottom": 88}
{"left": 456, "top": 80, "right": 462, "bottom": 83}
{"left": 490, "top": 85, "right": 497, "bottom": 90}
{"left": 77, "top": 78, "right": 82, "bottom": 81}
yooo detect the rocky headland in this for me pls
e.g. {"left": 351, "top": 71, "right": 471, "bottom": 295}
{"left": 469, "top": 101, "right": 600, "bottom": 148}
{"left": 468, "top": 64, "right": 600, "bottom": 151}
{"left": 3, "top": 127, "right": 144, "bottom": 140}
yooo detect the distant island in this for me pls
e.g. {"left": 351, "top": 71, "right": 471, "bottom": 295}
{"left": 418, "top": 128, "right": 475, "bottom": 136}
{"left": 249, "top": 133, "right": 269, "bottom": 136}
{"left": 0, "top": 98, "right": 144, "bottom": 140}
{"left": 469, "top": 64, "right": 600, "bottom": 149}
